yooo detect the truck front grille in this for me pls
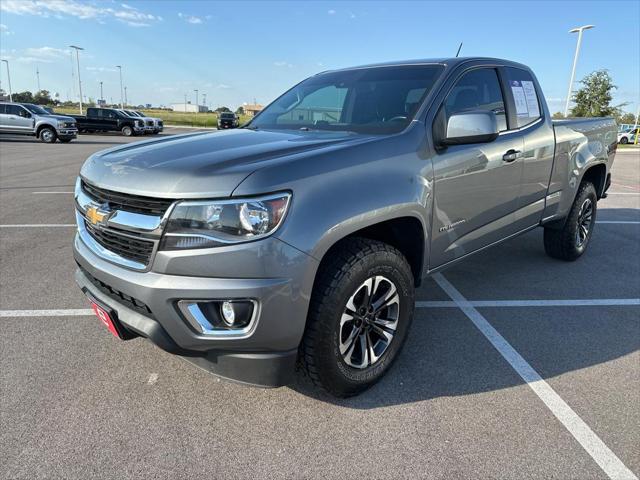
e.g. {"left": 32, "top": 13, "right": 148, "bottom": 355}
{"left": 85, "top": 222, "right": 154, "bottom": 265}
{"left": 80, "top": 265, "right": 153, "bottom": 318}
{"left": 82, "top": 181, "right": 174, "bottom": 216}
{"left": 146, "top": 120, "right": 154, "bottom": 127}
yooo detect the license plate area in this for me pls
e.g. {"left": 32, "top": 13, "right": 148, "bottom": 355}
{"left": 86, "top": 293, "right": 136, "bottom": 340}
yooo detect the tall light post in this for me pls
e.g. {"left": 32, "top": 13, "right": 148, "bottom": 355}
{"left": 564, "top": 25, "right": 594, "bottom": 117}
{"left": 124, "top": 86, "right": 128, "bottom": 107}
{"left": 36, "top": 66, "right": 41, "bottom": 92}
{"left": 99, "top": 81, "right": 103, "bottom": 103}
{"left": 202, "top": 93, "right": 207, "bottom": 111}
{"left": 194, "top": 89, "right": 199, "bottom": 114}
{"left": 1, "top": 59, "right": 12, "bottom": 101}
{"left": 69, "top": 45, "right": 84, "bottom": 115}
{"left": 116, "top": 65, "right": 124, "bottom": 108}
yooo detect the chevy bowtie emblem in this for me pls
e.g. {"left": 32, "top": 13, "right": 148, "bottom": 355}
{"left": 86, "top": 205, "right": 110, "bottom": 226}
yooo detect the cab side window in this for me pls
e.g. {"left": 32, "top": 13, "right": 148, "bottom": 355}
{"left": 444, "top": 68, "right": 507, "bottom": 132}
{"left": 504, "top": 67, "right": 541, "bottom": 128}
{"left": 0, "top": 104, "right": 6, "bottom": 114}
{"left": 7, "top": 105, "right": 29, "bottom": 117}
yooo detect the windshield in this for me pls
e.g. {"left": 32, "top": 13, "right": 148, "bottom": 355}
{"left": 221, "top": 113, "right": 235, "bottom": 118}
{"left": 23, "top": 104, "right": 50, "bottom": 115}
{"left": 249, "top": 64, "right": 443, "bottom": 134}
{"left": 125, "top": 110, "right": 140, "bottom": 117}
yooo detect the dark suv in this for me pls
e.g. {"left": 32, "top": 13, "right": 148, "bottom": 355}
{"left": 217, "top": 112, "right": 239, "bottom": 129}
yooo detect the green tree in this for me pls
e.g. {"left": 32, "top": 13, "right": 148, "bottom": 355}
{"left": 235, "top": 106, "right": 245, "bottom": 115}
{"left": 617, "top": 112, "right": 637, "bottom": 125}
{"left": 13, "top": 91, "right": 35, "bottom": 103}
{"left": 33, "top": 90, "right": 53, "bottom": 105}
{"left": 570, "top": 70, "right": 626, "bottom": 117}
{"left": 552, "top": 111, "right": 564, "bottom": 119}
{"left": 215, "top": 106, "right": 231, "bottom": 113}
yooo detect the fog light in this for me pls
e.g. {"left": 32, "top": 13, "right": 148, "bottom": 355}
{"left": 221, "top": 301, "right": 235, "bottom": 326}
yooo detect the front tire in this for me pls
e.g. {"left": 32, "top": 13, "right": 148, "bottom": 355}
{"left": 121, "top": 125, "right": 133, "bottom": 136}
{"left": 544, "top": 182, "right": 597, "bottom": 261}
{"left": 300, "top": 238, "right": 415, "bottom": 397}
{"left": 619, "top": 137, "right": 629, "bottom": 144}
{"left": 39, "top": 127, "right": 57, "bottom": 143}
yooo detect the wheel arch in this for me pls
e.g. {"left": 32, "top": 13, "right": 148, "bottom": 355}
{"left": 36, "top": 123, "right": 56, "bottom": 137}
{"left": 580, "top": 162, "right": 607, "bottom": 199}
{"left": 312, "top": 216, "right": 427, "bottom": 289}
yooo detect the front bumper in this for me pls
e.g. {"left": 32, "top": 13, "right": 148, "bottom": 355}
{"left": 133, "top": 125, "right": 146, "bottom": 134}
{"left": 58, "top": 128, "right": 78, "bottom": 138}
{"left": 73, "top": 231, "right": 318, "bottom": 386}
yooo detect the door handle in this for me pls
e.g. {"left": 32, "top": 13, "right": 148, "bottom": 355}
{"left": 502, "top": 150, "right": 522, "bottom": 163}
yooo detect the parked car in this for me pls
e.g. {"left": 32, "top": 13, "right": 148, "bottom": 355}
{"left": 0, "top": 102, "right": 77, "bottom": 143}
{"left": 218, "top": 112, "right": 239, "bottom": 129}
{"left": 118, "top": 109, "right": 155, "bottom": 134}
{"left": 617, "top": 127, "right": 638, "bottom": 144}
{"left": 133, "top": 110, "right": 163, "bottom": 134}
{"left": 73, "top": 57, "right": 617, "bottom": 397}
{"left": 69, "top": 107, "right": 145, "bottom": 136}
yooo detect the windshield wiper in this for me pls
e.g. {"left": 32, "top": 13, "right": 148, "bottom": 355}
{"left": 243, "top": 125, "right": 259, "bottom": 130}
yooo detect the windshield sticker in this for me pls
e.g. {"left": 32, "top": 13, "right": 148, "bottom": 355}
{"left": 510, "top": 80, "right": 529, "bottom": 117}
{"left": 521, "top": 81, "right": 540, "bottom": 118}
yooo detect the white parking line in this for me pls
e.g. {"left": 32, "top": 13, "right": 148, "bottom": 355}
{"left": 417, "top": 299, "right": 640, "bottom": 308}
{"left": 606, "top": 192, "right": 639, "bottom": 195}
{"left": 0, "top": 224, "right": 75, "bottom": 228}
{"left": 32, "top": 191, "right": 73, "bottom": 194}
{"left": 433, "top": 273, "right": 638, "bottom": 480}
{"left": 0, "top": 309, "right": 92, "bottom": 317}
{"left": 597, "top": 221, "right": 640, "bottom": 224}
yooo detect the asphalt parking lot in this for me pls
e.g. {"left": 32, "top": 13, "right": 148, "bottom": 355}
{"left": 1, "top": 131, "right": 638, "bottom": 479}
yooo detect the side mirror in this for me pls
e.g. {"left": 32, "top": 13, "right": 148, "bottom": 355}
{"left": 442, "top": 110, "right": 499, "bottom": 146}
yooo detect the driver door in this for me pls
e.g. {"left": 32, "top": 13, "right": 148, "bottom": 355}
{"left": 429, "top": 67, "right": 525, "bottom": 268}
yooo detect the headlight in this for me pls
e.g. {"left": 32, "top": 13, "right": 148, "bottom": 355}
{"left": 161, "top": 193, "right": 291, "bottom": 250}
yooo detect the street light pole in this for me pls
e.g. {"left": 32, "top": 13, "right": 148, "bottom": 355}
{"left": 36, "top": 66, "right": 41, "bottom": 92}
{"left": 69, "top": 45, "right": 84, "bottom": 115}
{"left": 124, "top": 86, "right": 128, "bottom": 107}
{"left": 99, "top": 81, "right": 103, "bottom": 103}
{"left": 564, "top": 25, "right": 594, "bottom": 117}
{"left": 116, "top": 65, "right": 124, "bottom": 108}
{"left": 1, "top": 59, "right": 12, "bottom": 101}
{"left": 194, "top": 89, "right": 199, "bottom": 114}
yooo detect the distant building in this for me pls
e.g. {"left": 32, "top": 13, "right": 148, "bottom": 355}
{"left": 243, "top": 103, "right": 264, "bottom": 117}
{"left": 170, "top": 103, "right": 208, "bottom": 113}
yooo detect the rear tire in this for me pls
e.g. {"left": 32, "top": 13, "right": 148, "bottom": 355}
{"left": 39, "top": 127, "right": 57, "bottom": 143}
{"left": 544, "top": 182, "right": 597, "bottom": 261}
{"left": 121, "top": 125, "right": 133, "bottom": 136}
{"left": 299, "top": 238, "right": 415, "bottom": 397}
{"left": 619, "top": 137, "right": 629, "bottom": 144}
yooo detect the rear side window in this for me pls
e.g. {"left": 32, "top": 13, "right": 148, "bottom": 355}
{"left": 444, "top": 68, "right": 507, "bottom": 131}
{"left": 0, "top": 104, "right": 6, "bottom": 114}
{"left": 505, "top": 67, "right": 541, "bottom": 128}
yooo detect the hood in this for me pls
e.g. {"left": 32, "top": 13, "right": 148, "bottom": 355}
{"left": 80, "top": 128, "right": 373, "bottom": 198}
{"left": 43, "top": 114, "right": 76, "bottom": 122}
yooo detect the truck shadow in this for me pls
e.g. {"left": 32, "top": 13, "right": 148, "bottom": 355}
{"left": 290, "top": 216, "right": 639, "bottom": 408}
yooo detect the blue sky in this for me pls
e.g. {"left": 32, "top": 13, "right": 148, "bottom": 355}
{"left": 0, "top": 0, "right": 638, "bottom": 113}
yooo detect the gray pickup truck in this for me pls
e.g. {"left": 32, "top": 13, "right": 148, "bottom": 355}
{"left": 73, "top": 57, "right": 617, "bottom": 396}
{"left": 0, "top": 102, "right": 78, "bottom": 143}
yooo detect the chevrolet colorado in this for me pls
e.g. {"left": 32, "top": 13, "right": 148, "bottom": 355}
{"left": 73, "top": 58, "right": 617, "bottom": 397}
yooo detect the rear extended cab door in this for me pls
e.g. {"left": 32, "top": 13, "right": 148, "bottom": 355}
{"left": 501, "top": 67, "right": 556, "bottom": 231}
{"left": 426, "top": 60, "right": 528, "bottom": 268}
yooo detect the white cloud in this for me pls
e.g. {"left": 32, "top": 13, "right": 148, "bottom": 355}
{"left": 86, "top": 66, "right": 118, "bottom": 73}
{"left": 0, "top": 23, "right": 12, "bottom": 35}
{"left": 328, "top": 9, "right": 336, "bottom": 15}
{"left": 0, "top": 0, "right": 161, "bottom": 26}
{"left": 274, "top": 61, "right": 293, "bottom": 68}
{"left": 216, "top": 84, "right": 231, "bottom": 89}
{"left": 178, "top": 12, "right": 204, "bottom": 24}
{"left": 16, "top": 46, "right": 69, "bottom": 62}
